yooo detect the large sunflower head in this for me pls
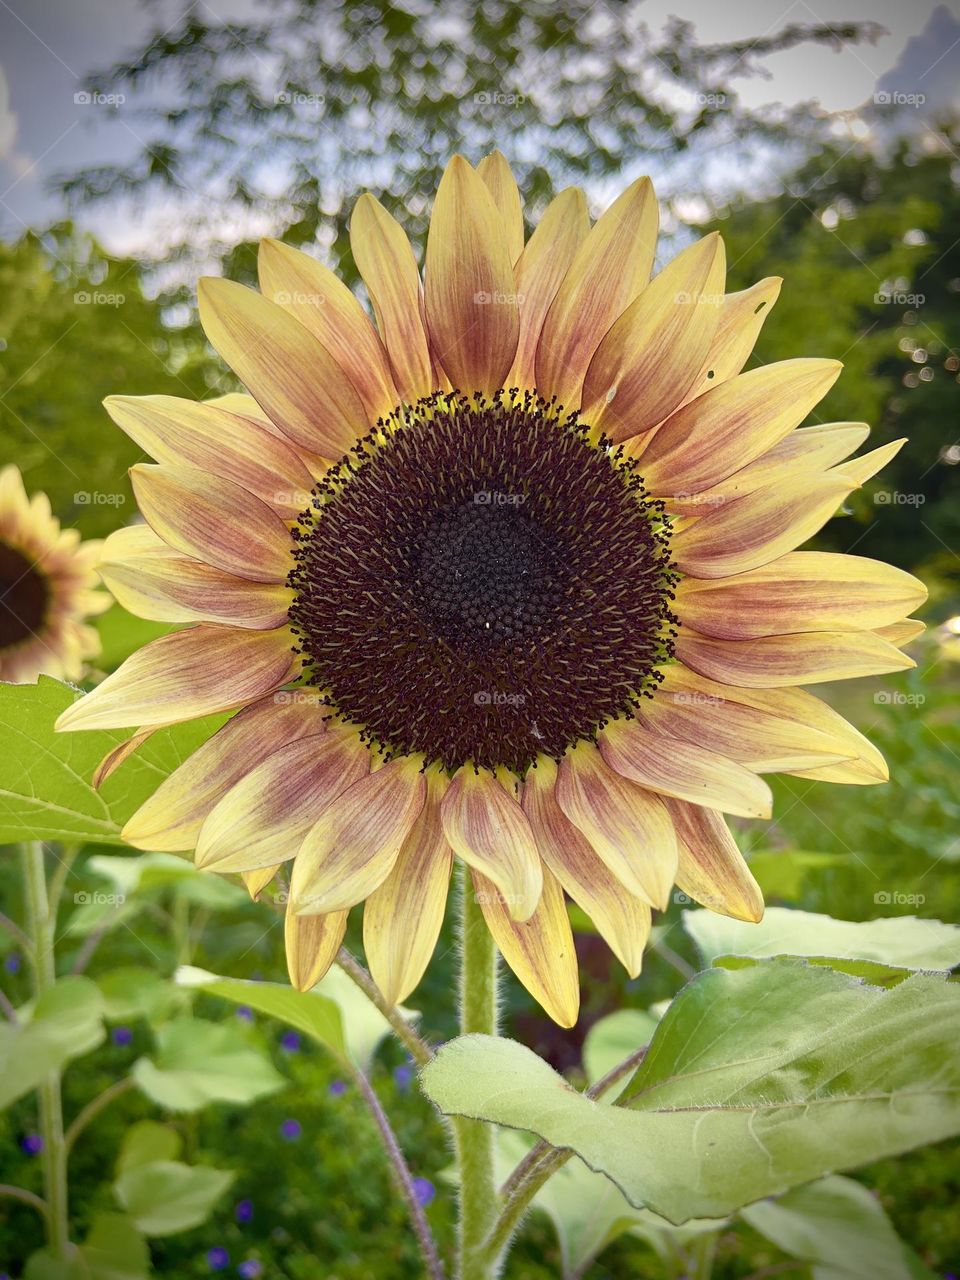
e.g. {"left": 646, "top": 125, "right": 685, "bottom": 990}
{"left": 0, "top": 465, "right": 107, "bottom": 683}
{"left": 56, "top": 154, "right": 927, "bottom": 1025}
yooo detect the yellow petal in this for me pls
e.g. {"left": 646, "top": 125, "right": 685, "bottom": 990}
{"left": 439, "top": 766, "right": 543, "bottom": 922}
{"left": 291, "top": 757, "right": 426, "bottom": 915}
{"left": 640, "top": 358, "right": 842, "bottom": 496}
{"left": 555, "top": 742, "right": 678, "bottom": 909}
{"left": 831, "top": 437, "right": 907, "bottom": 486}
{"left": 424, "top": 155, "right": 520, "bottom": 395}
{"left": 350, "top": 193, "right": 434, "bottom": 403}
{"left": 659, "top": 666, "right": 889, "bottom": 784}
{"left": 243, "top": 865, "right": 280, "bottom": 900}
{"left": 875, "top": 618, "right": 925, "bottom": 648}
{"left": 522, "top": 757, "right": 651, "bottom": 977}
{"left": 598, "top": 717, "right": 772, "bottom": 819}
{"left": 663, "top": 422, "right": 871, "bottom": 516}
{"left": 104, "top": 394, "right": 314, "bottom": 517}
{"left": 198, "top": 277, "right": 367, "bottom": 457}
{"left": 92, "top": 728, "right": 157, "bottom": 790}
{"left": 285, "top": 908, "right": 348, "bottom": 992}
{"left": 673, "top": 552, "right": 928, "bottom": 639}
{"left": 472, "top": 864, "right": 579, "bottom": 1027}
{"left": 507, "top": 187, "right": 589, "bottom": 390}
{"left": 196, "top": 729, "right": 370, "bottom": 872}
{"left": 99, "top": 556, "right": 292, "bottom": 630}
{"left": 121, "top": 690, "right": 328, "bottom": 850}
{"left": 671, "top": 471, "right": 855, "bottom": 579}
{"left": 477, "top": 150, "right": 524, "bottom": 265}
{"left": 639, "top": 688, "right": 849, "bottom": 774}
{"left": 55, "top": 625, "right": 297, "bottom": 733}
{"left": 536, "top": 176, "right": 658, "bottom": 408}
{"left": 581, "top": 232, "right": 726, "bottom": 440}
{"left": 130, "top": 463, "right": 292, "bottom": 583}
{"left": 680, "top": 276, "right": 782, "bottom": 405}
{"left": 675, "top": 628, "right": 914, "bottom": 687}
{"left": 666, "top": 800, "right": 764, "bottom": 922}
{"left": 363, "top": 769, "right": 453, "bottom": 1006}
{"left": 258, "top": 237, "right": 398, "bottom": 420}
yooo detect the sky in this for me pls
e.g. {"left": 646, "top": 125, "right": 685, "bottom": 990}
{"left": 0, "top": 0, "right": 959, "bottom": 250}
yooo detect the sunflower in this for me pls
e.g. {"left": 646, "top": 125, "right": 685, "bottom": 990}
{"left": 56, "top": 154, "right": 926, "bottom": 1025}
{"left": 0, "top": 465, "right": 107, "bottom": 683}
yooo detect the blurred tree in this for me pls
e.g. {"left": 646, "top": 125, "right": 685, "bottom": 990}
{"left": 0, "top": 226, "right": 220, "bottom": 537}
{"left": 711, "top": 126, "right": 960, "bottom": 593}
{"left": 57, "top": 0, "right": 882, "bottom": 284}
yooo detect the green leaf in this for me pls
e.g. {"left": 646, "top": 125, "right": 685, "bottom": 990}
{"left": 684, "top": 906, "right": 960, "bottom": 971}
{"left": 115, "top": 1160, "right": 234, "bottom": 1236}
{"left": 741, "top": 1175, "right": 938, "bottom": 1280}
{"left": 0, "top": 976, "right": 105, "bottom": 1107}
{"left": 177, "top": 963, "right": 414, "bottom": 1071}
{"left": 115, "top": 1120, "right": 183, "bottom": 1175}
{"left": 746, "top": 849, "right": 848, "bottom": 900}
{"left": 582, "top": 1009, "right": 660, "bottom": 1098}
{"left": 176, "top": 966, "right": 346, "bottom": 1058}
{"left": 97, "top": 967, "right": 182, "bottom": 1022}
{"left": 0, "top": 676, "right": 223, "bottom": 845}
{"left": 25, "top": 1214, "right": 149, "bottom": 1280}
{"left": 421, "top": 961, "right": 960, "bottom": 1223}
{"left": 132, "top": 1016, "right": 285, "bottom": 1111}
{"left": 85, "top": 851, "right": 247, "bottom": 909}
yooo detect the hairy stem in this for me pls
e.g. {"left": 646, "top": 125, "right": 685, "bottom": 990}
{"left": 336, "top": 947, "right": 433, "bottom": 1068}
{"left": 351, "top": 1066, "right": 446, "bottom": 1279}
{"left": 20, "top": 843, "right": 70, "bottom": 1260}
{"left": 487, "top": 1045, "right": 650, "bottom": 1263}
{"left": 64, "top": 1077, "right": 134, "bottom": 1155}
{"left": 454, "top": 867, "right": 499, "bottom": 1280}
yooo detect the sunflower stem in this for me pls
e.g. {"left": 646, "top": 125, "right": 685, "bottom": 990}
{"left": 20, "top": 843, "right": 70, "bottom": 1261}
{"left": 454, "top": 865, "right": 499, "bottom": 1280}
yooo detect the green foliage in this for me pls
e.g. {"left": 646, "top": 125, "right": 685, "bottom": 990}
{"left": 422, "top": 962, "right": 960, "bottom": 1223}
{"left": 114, "top": 1162, "right": 234, "bottom": 1238}
{"left": 131, "top": 1018, "right": 286, "bottom": 1112}
{"left": 25, "top": 1214, "right": 149, "bottom": 1280}
{"left": 0, "top": 677, "right": 224, "bottom": 845}
{"left": 0, "top": 976, "right": 105, "bottom": 1107}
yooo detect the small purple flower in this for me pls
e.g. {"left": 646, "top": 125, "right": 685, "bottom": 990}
{"left": 234, "top": 1198, "right": 254, "bottom": 1223}
{"left": 280, "top": 1118, "right": 302, "bottom": 1141}
{"left": 238, "top": 1262, "right": 263, "bottom": 1279}
{"left": 328, "top": 1079, "right": 348, "bottom": 1097}
{"left": 112, "top": 1026, "right": 133, "bottom": 1046}
{"left": 236, "top": 1006, "right": 254, "bottom": 1022}
{"left": 280, "top": 1030, "right": 301, "bottom": 1053}
{"left": 21, "top": 1134, "right": 43, "bottom": 1156}
{"left": 412, "top": 1177, "right": 435, "bottom": 1208}
{"left": 393, "top": 1064, "right": 413, "bottom": 1090}
{"left": 4, "top": 952, "right": 20, "bottom": 974}
{"left": 206, "top": 1246, "right": 230, "bottom": 1271}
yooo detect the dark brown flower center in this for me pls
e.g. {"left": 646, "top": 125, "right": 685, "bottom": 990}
{"left": 0, "top": 541, "right": 49, "bottom": 650}
{"left": 289, "top": 391, "right": 676, "bottom": 774}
